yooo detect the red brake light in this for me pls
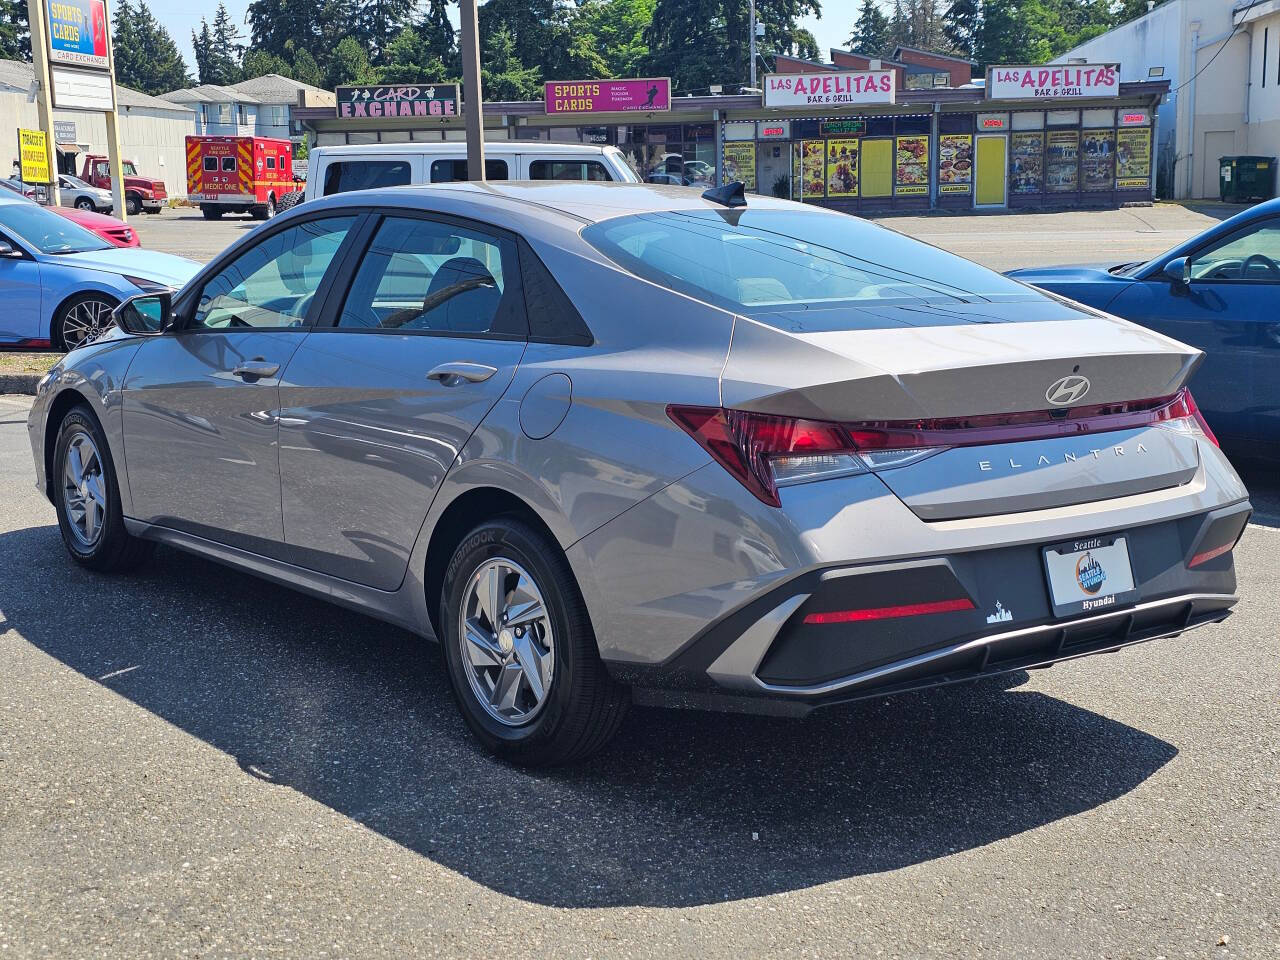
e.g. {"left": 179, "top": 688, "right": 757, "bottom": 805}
{"left": 668, "top": 388, "right": 1216, "bottom": 507}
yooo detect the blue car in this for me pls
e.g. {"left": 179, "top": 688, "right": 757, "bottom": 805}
{"left": 0, "top": 193, "right": 198, "bottom": 350}
{"left": 1008, "top": 198, "right": 1280, "bottom": 461}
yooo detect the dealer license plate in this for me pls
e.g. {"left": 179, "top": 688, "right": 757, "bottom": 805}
{"left": 1042, "top": 534, "right": 1138, "bottom": 617}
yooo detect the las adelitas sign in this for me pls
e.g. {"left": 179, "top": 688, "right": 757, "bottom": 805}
{"left": 987, "top": 64, "right": 1120, "bottom": 99}
{"left": 764, "top": 71, "right": 896, "bottom": 108}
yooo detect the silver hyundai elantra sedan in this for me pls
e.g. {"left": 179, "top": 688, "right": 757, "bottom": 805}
{"left": 27, "top": 182, "right": 1252, "bottom": 765}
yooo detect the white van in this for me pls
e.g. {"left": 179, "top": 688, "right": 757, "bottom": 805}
{"left": 301, "top": 142, "right": 639, "bottom": 203}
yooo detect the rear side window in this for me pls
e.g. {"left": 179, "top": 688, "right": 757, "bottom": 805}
{"left": 202, "top": 156, "right": 218, "bottom": 172}
{"left": 429, "top": 159, "right": 510, "bottom": 183}
{"left": 221, "top": 157, "right": 236, "bottom": 172}
{"left": 336, "top": 216, "right": 524, "bottom": 337}
{"left": 266, "top": 156, "right": 276, "bottom": 169}
{"left": 529, "top": 160, "right": 612, "bottom": 182}
{"left": 323, "top": 160, "right": 412, "bottom": 196}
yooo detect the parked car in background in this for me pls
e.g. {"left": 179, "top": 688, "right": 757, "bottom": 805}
{"left": 1, "top": 179, "right": 137, "bottom": 247}
{"left": 80, "top": 154, "right": 167, "bottom": 215}
{"left": 301, "top": 142, "right": 638, "bottom": 204}
{"left": 55, "top": 205, "right": 139, "bottom": 248}
{"left": 26, "top": 182, "right": 1250, "bottom": 765}
{"left": 0, "top": 176, "right": 37, "bottom": 199}
{"left": 56, "top": 174, "right": 114, "bottom": 213}
{"left": 0, "top": 193, "right": 195, "bottom": 348}
{"left": 1007, "top": 197, "right": 1280, "bottom": 461}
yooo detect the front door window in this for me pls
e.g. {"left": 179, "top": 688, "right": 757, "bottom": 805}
{"left": 1190, "top": 220, "right": 1280, "bottom": 281}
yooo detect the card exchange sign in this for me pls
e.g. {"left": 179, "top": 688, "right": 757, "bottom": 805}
{"left": 18, "top": 129, "right": 52, "bottom": 184}
{"left": 47, "top": 0, "right": 111, "bottom": 71}
{"left": 987, "top": 64, "right": 1119, "bottom": 99}
{"left": 336, "top": 84, "right": 460, "bottom": 118}
{"left": 764, "top": 71, "right": 895, "bottom": 108}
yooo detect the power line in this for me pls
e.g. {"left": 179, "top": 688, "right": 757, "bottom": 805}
{"left": 1167, "top": 0, "right": 1266, "bottom": 96}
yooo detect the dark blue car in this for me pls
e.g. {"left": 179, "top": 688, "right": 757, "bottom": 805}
{"left": 1008, "top": 198, "right": 1280, "bottom": 461}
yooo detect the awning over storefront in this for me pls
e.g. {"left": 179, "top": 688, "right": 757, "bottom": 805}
{"left": 54, "top": 141, "right": 90, "bottom": 155}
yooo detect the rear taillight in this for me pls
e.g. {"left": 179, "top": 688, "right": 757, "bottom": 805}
{"left": 668, "top": 388, "right": 1217, "bottom": 507}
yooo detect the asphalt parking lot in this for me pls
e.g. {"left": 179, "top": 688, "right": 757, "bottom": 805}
{"left": 3, "top": 207, "right": 1278, "bottom": 958}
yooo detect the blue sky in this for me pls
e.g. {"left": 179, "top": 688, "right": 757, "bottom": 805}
{"left": 147, "top": 0, "right": 860, "bottom": 82}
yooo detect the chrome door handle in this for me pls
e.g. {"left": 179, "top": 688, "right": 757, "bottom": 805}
{"left": 231, "top": 360, "right": 280, "bottom": 380}
{"left": 427, "top": 362, "right": 498, "bottom": 386}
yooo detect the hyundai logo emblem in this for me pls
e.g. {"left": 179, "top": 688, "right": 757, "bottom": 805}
{"left": 1046, "top": 375, "right": 1091, "bottom": 406}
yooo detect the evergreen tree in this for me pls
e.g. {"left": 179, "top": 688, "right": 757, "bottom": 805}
{"left": 419, "top": 0, "right": 457, "bottom": 68}
{"left": 289, "top": 45, "right": 325, "bottom": 87}
{"left": 242, "top": 48, "right": 292, "bottom": 79}
{"left": 576, "top": 0, "right": 654, "bottom": 78}
{"left": 848, "top": 0, "right": 893, "bottom": 55}
{"left": 0, "top": 0, "right": 30, "bottom": 61}
{"left": 354, "top": 0, "right": 418, "bottom": 65}
{"left": 192, "top": 3, "right": 245, "bottom": 85}
{"left": 481, "top": 26, "right": 541, "bottom": 101}
{"left": 327, "top": 34, "right": 378, "bottom": 88}
{"left": 126, "top": 2, "right": 189, "bottom": 94}
{"left": 942, "top": 0, "right": 980, "bottom": 58}
{"left": 378, "top": 26, "right": 448, "bottom": 84}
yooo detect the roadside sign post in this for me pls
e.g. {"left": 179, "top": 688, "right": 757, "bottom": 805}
{"left": 458, "top": 0, "right": 485, "bottom": 181}
{"left": 18, "top": 128, "right": 53, "bottom": 187}
{"left": 24, "top": 0, "right": 61, "bottom": 205}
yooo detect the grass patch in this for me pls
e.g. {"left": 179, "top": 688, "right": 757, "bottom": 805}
{"left": 0, "top": 351, "right": 62, "bottom": 375}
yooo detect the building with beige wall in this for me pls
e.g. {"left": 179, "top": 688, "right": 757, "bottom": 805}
{"left": 1059, "top": 0, "right": 1276, "bottom": 200}
{"left": 0, "top": 58, "right": 194, "bottom": 197}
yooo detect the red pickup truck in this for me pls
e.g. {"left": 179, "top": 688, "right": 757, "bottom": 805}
{"left": 80, "top": 154, "right": 167, "bottom": 215}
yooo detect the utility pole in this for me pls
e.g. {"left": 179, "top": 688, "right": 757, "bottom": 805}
{"left": 103, "top": 0, "right": 126, "bottom": 219}
{"left": 458, "top": 0, "right": 486, "bottom": 182}
{"left": 25, "top": 0, "right": 61, "bottom": 206}
{"left": 749, "top": 0, "right": 757, "bottom": 90}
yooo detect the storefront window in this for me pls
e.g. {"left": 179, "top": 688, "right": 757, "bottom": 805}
{"left": 1081, "top": 129, "right": 1115, "bottom": 190}
{"left": 895, "top": 135, "right": 929, "bottom": 196}
{"left": 938, "top": 133, "right": 973, "bottom": 195}
{"left": 1046, "top": 129, "right": 1079, "bottom": 192}
{"left": 722, "top": 141, "right": 757, "bottom": 190}
{"left": 1116, "top": 127, "right": 1152, "bottom": 190}
{"left": 1011, "top": 132, "right": 1044, "bottom": 193}
{"left": 801, "top": 140, "right": 826, "bottom": 198}
{"left": 826, "top": 139, "right": 859, "bottom": 197}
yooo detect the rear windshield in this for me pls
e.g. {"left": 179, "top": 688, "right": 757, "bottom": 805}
{"left": 582, "top": 209, "right": 1044, "bottom": 323}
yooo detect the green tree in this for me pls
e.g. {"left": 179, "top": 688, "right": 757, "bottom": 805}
{"left": 576, "top": 0, "right": 655, "bottom": 77}
{"left": 242, "top": 48, "right": 292, "bottom": 79}
{"left": 378, "top": 26, "right": 448, "bottom": 84}
{"left": 848, "top": 0, "right": 893, "bottom": 55}
{"left": 0, "top": 0, "right": 30, "bottom": 61}
{"left": 419, "top": 0, "right": 457, "bottom": 67}
{"left": 355, "top": 0, "right": 419, "bottom": 65}
{"left": 289, "top": 45, "right": 325, "bottom": 87}
{"left": 327, "top": 33, "right": 378, "bottom": 88}
{"left": 114, "top": 1, "right": 188, "bottom": 94}
{"left": 192, "top": 3, "right": 245, "bottom": 85}
{"left": 481, "top": 25, "right": 541, "bottom": 101}
{"left": 942, "top": 0, "right": 980, "bottom": 58}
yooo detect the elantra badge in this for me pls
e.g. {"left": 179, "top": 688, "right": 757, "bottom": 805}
{"left": 1046, "top": 375, "right": 1091, "bottom": 405}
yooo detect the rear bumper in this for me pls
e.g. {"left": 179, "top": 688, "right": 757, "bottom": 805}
{"left": 590, "top": 477, "right": 1250, "bottom": 716}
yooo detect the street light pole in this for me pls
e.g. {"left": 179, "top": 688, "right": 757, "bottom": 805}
{"left": 458, "top": 0, "right": 486, "bottom": 182}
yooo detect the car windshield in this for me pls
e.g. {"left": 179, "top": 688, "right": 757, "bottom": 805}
{"left": 583, "top": 209, "right": 1043, "bottom": 320}
{"left": 0, "top": 201, "right": 110, "bottom": 254}
{"left": 61, "top": 175, "right": 91, "bottom": 189}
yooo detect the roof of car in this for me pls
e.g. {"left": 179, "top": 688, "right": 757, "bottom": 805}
{"left": 313, "top": 142, "right": 618, "bottom": 157}
{"left": 362, "top": 180, "right": 806, "bottom": 225}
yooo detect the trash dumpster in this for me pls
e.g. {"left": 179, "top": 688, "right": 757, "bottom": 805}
{"left": 1219, "top": 156, "right": 1277, "bottom": 202}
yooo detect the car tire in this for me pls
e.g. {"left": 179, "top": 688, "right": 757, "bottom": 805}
{"left": 53, "top": 292, "right": 119, "bottom": 351}
{"left": 125, "top": 193, "right": 142, "bottom": 216}
{"left": 52, "top": 406, "right": 153, "bottom": 572}
{"left": 439, "top": 518, "right": 628, "bottom": 766}
{"left": 74, "top": 197, "right": 95, "bottom": 211}
{"left": 201, "top": 205, "right": 223, "bottom": 220}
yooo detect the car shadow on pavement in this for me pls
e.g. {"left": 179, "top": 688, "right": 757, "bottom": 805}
{"left": 1, "top": 524, "right": 1178, "bottom": 909}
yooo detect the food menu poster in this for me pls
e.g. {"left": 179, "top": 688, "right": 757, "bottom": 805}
{"left": 895, "top": 135, "right": 928, "bottom": 196}
{"left": 938, "top": 134, "right": 972, "bottom": 194}
{"left": 722, "top": 142, "right": 757, "bottom": 192}
{"left": 1081, "top": 130, "right": 1114, "bottom": 191}
{"left": 802, "top": 140, "right": 826, "bottom": 198}
{"left": 1116, "top": 128, "right": 1151, "bottom": 189}
{"left": 826, "top": 139, "right": 860, "bottom": 197}
{"left": 1010, "top": 132, "right": 1044, "bottom": 194}
{"left": 1046, "top": 130, "right": 1079, "bottom": 192}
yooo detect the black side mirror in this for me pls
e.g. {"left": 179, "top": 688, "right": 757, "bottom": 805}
{"left": 1163, "top": 256, "right": 1191, "bottom": 286}
{"left": 115, "top": 291, "right": 173, "bottom": 335}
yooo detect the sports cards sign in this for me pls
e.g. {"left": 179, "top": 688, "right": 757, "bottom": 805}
{"left": 47, "top": 0, "right": 110, "bottom": 71}
{"left": 764, "top": 71, "right": 895, "bottom": 108}
{"left": 987, "top": 64, "right": 1120, "bottom": 100}
{"left": 336, "top": 84, "right": 460, "bottom": 118}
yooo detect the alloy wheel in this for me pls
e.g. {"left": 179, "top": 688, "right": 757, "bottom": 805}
{"left": 62, "top": 429, "right": 107, "bottom": 548}
{"left": 61, "top": 298, "right": 115, "bottom": 349}
{"left": 458, "top": 557, "right": 555, "bottom": 726}
{"left": 75, "top": 198, "right": 94, "bottom": 211}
